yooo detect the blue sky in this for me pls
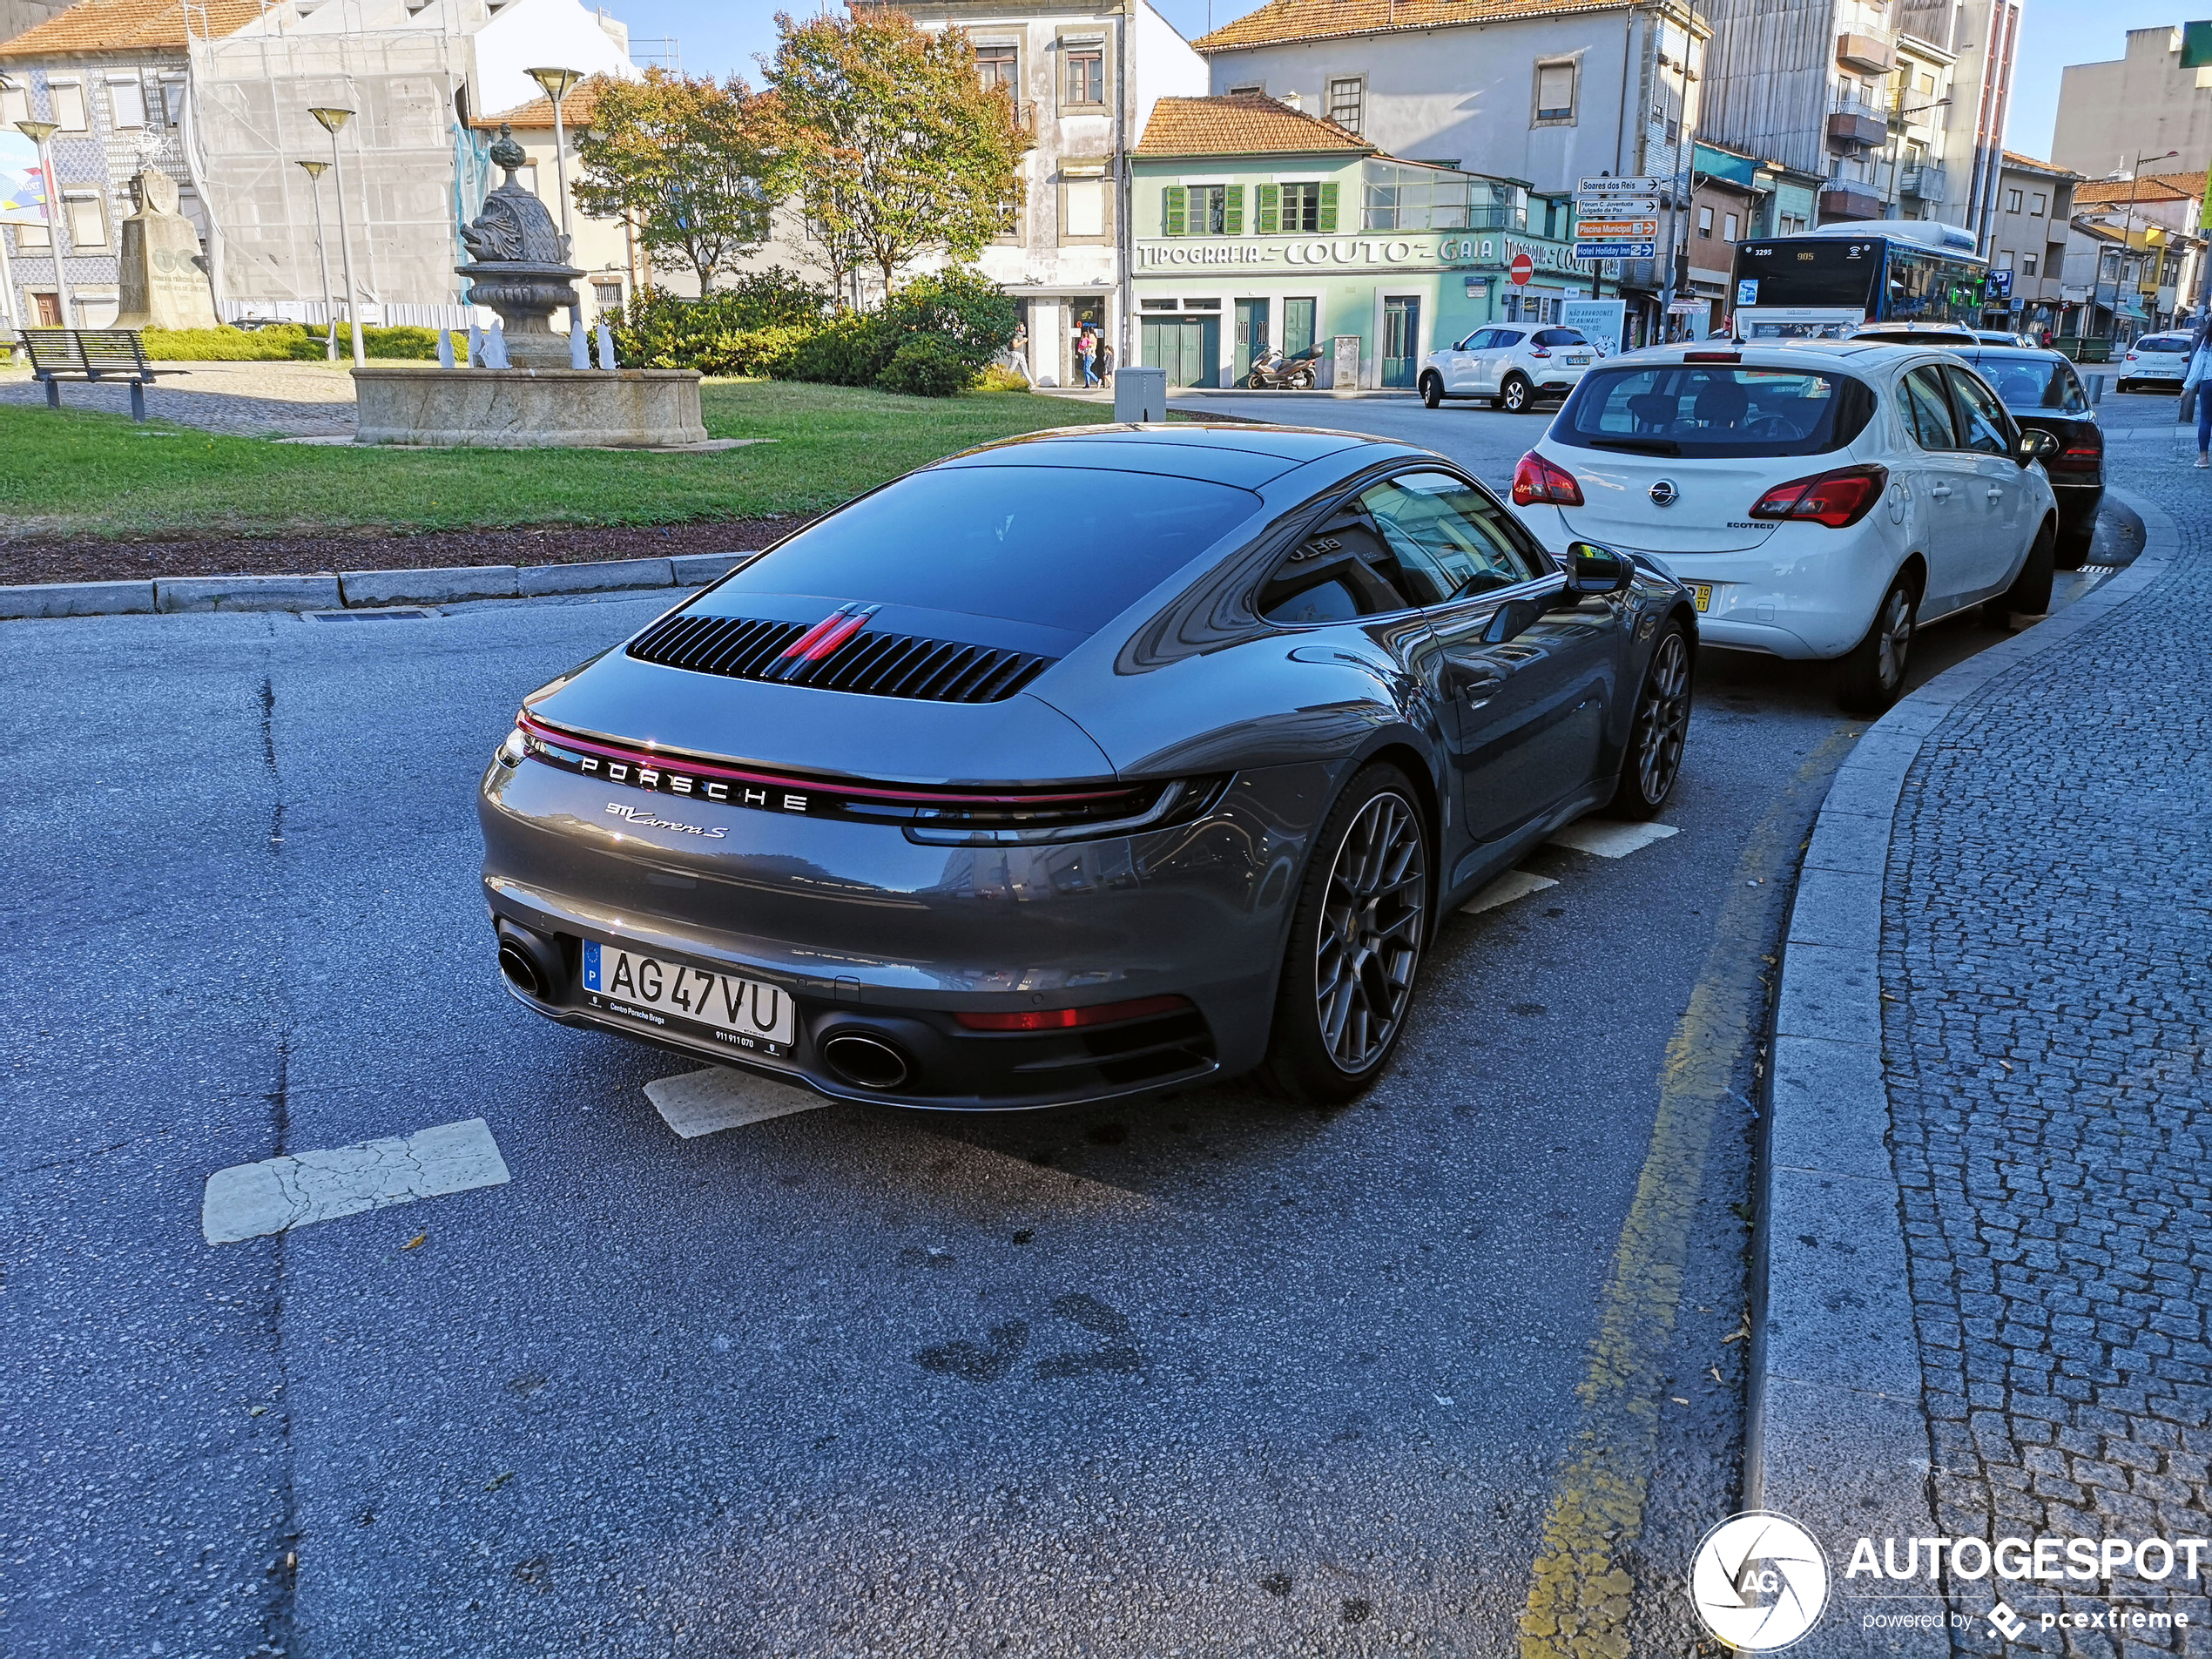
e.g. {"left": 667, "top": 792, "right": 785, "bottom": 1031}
{"left": 640, "top": 0, "right": 2194, "bottom": 165}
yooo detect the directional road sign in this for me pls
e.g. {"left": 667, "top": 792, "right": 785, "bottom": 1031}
{"left": 1575, "top": 197, "right": 1660, "bottom": 218}
{"left": 1574, "top": 218, "right": 1659, "bottom": 240}
{"left": 1575, "top": 241, "right": 1656, "bottom": 260}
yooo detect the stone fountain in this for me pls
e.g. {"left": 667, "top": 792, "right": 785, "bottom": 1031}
{"left": 350, "top": 125, "right": 706, "bottom": 448}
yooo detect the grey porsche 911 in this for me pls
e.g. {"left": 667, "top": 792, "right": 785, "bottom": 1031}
{"left": 478, "top": 424, "right": 1696, "bottom": 1109}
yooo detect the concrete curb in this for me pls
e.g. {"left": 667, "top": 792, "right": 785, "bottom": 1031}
{"left": 0, "top": 550, "right": 752, "bottom": 621}
{"left": 1748, "top": 488, "right": 2177, "bottom": 1656}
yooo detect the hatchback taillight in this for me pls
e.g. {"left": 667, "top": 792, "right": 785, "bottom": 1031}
{"left": 1748, "top": 464, "right": 1889, "bottom": 529}
{"left": 1529, "top": 346, "right": 1552, "bottom": 358}
{"left": 1512, "top": 451, "right": 1584, "bottom": 506}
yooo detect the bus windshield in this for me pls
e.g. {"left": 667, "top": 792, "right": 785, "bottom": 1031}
{"left": 1732, "top": 240, "right": 1882, "bottom": 310}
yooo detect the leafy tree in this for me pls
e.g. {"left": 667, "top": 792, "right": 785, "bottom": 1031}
{"left": 765, "top": 10, "right": 1031, "bottom": 302}
{"left": 571, "top": 70, "right": 786, "bottom": 290}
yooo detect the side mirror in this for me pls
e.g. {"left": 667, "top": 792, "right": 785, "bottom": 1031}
{"left": 1561, "top": 541, "right": 1635, "bottom": 597}
{"left": 2015, "top": 428, "right": 2060, "bottom": 469}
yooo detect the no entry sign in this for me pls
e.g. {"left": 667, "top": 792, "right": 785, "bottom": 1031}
{"left": 1509, "top": 253, "right": 1535, "bottom": 287}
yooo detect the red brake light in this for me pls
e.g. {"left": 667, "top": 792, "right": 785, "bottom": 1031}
{"left": 954, "top": 994, "right": 1194, "bottom": 1032}
{"left": 1683, "top": 351, "right": 1742, "bottom": 363}
{"left": 1529, "top": 346, "right": 1552, "bottom": 358}
{"left": 2048, "top": 443, "right": 2102, "bottom": 473}
{"left": 1748, "top": 464, "right": 1889, "bottom": 529}
{"left": 1512, "top": 451, "right": 1584, "bottom": 507}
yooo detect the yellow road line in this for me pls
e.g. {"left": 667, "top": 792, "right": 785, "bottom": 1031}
{"left": 1518, "top": 730, "right": 1857, "bottom": 1658}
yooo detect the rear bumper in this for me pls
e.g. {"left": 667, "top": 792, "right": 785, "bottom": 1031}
{"left": 477, "top": 752, "right": 1337, "bottom": 1108}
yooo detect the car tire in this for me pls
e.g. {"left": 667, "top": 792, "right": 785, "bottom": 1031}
{"left": 1259, "top": 765, "right": 1430, "bottom": 1106}
{"left": 1500, "top": 373, "right": 1534, "bottom": 413}
{"left": 2055, "top": 515, "right": 2094, "bottom": 570}
{"left": 1420, "top": 372, "right": 1443, "bottom": 408}
{"left": 1606, "top": 622, "right": 1693, "bottom": 819}
{"left": 1988, "top": 519, "right": 2056, "bottom": 622}
{"left": 1835, "top": 571, "right": 1919, "bottom": 715}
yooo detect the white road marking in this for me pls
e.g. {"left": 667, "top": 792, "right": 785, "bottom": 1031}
{"left": 1546, "top": 820, "right": 1680, "bottom": 860}
{"left": 644, "top": 1067, "right": 826, "bottom": 1138}
{"left": 201, "top": 1118, "right": 509, "bottom": 1245}
{"left": 1461, "top": 869, "right": 1560, "bottom": 914}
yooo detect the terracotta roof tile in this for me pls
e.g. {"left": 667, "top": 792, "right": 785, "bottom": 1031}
{"left": 1134, "top": 93, "right": 1374, "bottom": 156}
{"left": 2000, "top": 150, "right": 2079, "bottom": 178}
{"left": 471, "top": 79, "right": 607, "bottom": 131}
{"left": 0, "top": 0, "right": 257, "bottom": 57}
{"left": 2074, "top": 177, "right": 2194, "bottom": 206}
{"left": 1195, "top": 0, "right": 1629, "bottom": 52}
{"left": 2141, "top": 169, "right": 2208, "bottom": 194}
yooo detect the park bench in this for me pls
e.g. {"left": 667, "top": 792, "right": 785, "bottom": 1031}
{"left": 17, "top": 327, "right": 158, "bottom": 420}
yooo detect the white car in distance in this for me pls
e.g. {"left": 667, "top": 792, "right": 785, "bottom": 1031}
{"left": 2115, "top": 332, "right": 2192, "bottom": 393}
{"left": 1420, "top": 325, "right": 1595, "bottom": 413}
{"left": 1509, "top": 341, "right": 2060, "bottom": 712}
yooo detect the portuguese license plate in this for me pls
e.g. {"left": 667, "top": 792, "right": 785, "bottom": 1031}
{"left": 1567, "top": 354, "right": 1592, "bottom": 365}
{"left": 1689, "top": 583, "right": 1713, "bottom": 612}
{"left": 581, "top": 939, "right": 796, "bottom": 1054}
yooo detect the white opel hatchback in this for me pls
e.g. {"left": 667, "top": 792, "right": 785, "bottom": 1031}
{"left": 1511, "top": 341, "right": 2060, "bottom": 711}
{"left": 1420, "top": 326, "right": 1595, "bottom": 413}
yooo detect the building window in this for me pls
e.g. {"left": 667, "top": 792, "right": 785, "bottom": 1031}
{"left": 17, "top": 213, "right": 49, "bottom": 247}
{"left": 1534, "top": 60, "right": 1575, "bottom": 124}
{"left": 0, "top": 81, "right": 25, "bottom": 126}
{"left": 974, "top": 44, "right": 1017, "bottom": 94}
{"left": 1697, "top": 205, "right": 1713, "bottom": 237}
{"left": 158, "top": 79, "right": 185, "bottom": 126}
{"left": 1782, "top": 213, "right": 1806, "bottom": 234}
{"left": 592, "top": 279, "right": 623, "bottom": 309}
{"left": 2022, "top": 252, "right": 2038, "bottom": 276}
{"left": 1328, "top": 77, "right": 1363, "bottom": 132}
{"left": 1996, "top": 248, "right": 2014, "bottom": 270}
{"left": 1163, "top": 183, "right": 1243, "bottom": 235}
{"left": 50, "top": 82, "right": 88, "bottom": 130}
{"left": 1062, "top": 178, "right": 1104, "bottom": 239}
{"left": 2006, "top": 187, "right": 2022, "bottom": 212}
{"left": 1228, "top": 83, "right": 1264, "bottom": 96}
{"left": 1723, "top": 211, "right": 1739, "bottom": 240}
{"left": 64, "top": 194, "right": 106, "bottom": 248}
{"left": 106, "top": 76, "right": 145, "bottom": 128}
{"left": 1064, "top": 46, "right": 1103, "bottom": 106}
{"left": 1280, "top": 179, "right": 1321, "bottom": 232}
{"left": 2030, "top": 192, "right": 2046, "bottom": 215}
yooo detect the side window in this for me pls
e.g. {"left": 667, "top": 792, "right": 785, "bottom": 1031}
{"left": 1458, "top": 329, "right": 1494, "bottom": 350}
{"left": 1944, "top": 368, "right": 2012, "bottom": 455}
{"left": 1900, "top": 366, "right": 1959, "bottom": 450}
{"left": 1357, "top": 471, "right": 1544, "bottom": 604}
{"left": 1257, "top": 504, "right": 1422, "bottom": 624}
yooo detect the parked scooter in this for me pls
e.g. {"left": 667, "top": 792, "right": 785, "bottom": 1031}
{"left": 1245, "top": 345, "right": 1321, "bottom": 390}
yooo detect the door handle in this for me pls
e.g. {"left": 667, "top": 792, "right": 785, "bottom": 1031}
{"left": 1929, "top": 482, "right": 1953, "bottom": 498}
{"left": 1442, "top": 663, "right": 1506, "bottom": 704}
{"left": 1986, "top": 487, "right": 2004, "bottom": 501}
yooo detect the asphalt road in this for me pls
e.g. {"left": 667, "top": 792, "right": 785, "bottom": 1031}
{"left": 0, "top": 392, "right": 2157, "bottom": 1658}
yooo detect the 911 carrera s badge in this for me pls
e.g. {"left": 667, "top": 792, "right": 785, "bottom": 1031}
{"left": 604, "top": 803, "right": 728, "bottom": 838}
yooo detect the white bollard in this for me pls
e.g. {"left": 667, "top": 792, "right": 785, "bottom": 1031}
{"left": 437, "top": 328, "right": 455, "bottom": 369}
{"left": 569, "top": 326, "right": 589, "bottom": 369}
{"left": 596, "top": 323, "right": 618, "bottom": 371}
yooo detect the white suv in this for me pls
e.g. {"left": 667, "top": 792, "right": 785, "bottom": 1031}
{"left": 1420, "top": 326, "right": 1595, "bottom": 413}
{"left": 2116, "top": 332, "right": 2192, "bottom": 392}
{"left": 1510, "top": 341, "right": 2060, "bottom": 712}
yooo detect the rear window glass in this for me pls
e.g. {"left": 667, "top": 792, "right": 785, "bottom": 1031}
{"left": 1554, "top": 365, "right": 1877, "bottom": 457}
{"left": 717, "top": 466, "right": 1260, "bottom": 634}
{"left": 2134, "top": 334, "right": 2190, "bottom": 353}
{"left": 1533, "top": 329, "right": 1588, "bottom": 347}
{"left": 1971, "top": 356, "right": 2089, "bottom": 415}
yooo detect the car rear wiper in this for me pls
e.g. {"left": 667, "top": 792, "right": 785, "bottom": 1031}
{"left": 1585, "top": 435, "right": 1682, "bottom": 455}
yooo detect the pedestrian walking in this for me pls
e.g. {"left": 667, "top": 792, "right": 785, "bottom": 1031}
{"left": 2181, "top": 315, "right": 2212, "bottom": 468}
{"left": 1006, "top": 323, "right": 1034, "bottom": 387}
{"left": 1097, "top": 338, "right": 1115, "bottom": 386}
{"left": 1077, "top": 327, "right": 1100, "bottom": 388}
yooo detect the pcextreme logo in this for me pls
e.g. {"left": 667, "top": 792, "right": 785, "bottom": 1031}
{"left": 1689, "top": 1512, "right": 1831, "bottom": 1651}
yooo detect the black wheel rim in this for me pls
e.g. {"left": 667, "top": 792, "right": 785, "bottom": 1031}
{"left": 1876, "top": 586, "right": 1913, "bottom": 690}
{"left": 1313, "top": 792, "right": 1426, "bottom": 1075}
{"left": 1634, "top": 631, "right": 1690, "bottom": 802}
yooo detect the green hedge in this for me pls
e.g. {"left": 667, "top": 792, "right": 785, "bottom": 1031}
{"left": 605, "top": 268, "right": 1020, "bottom": 397}
{"left": 140, "top": 325, "right": 451, "bottom": 361}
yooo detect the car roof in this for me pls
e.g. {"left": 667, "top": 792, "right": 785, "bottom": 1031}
{"left": 1954, "top": 346, "right": 2073, "bottom": 364}
{"left": 1596, "top": 339, "right": 1953, "bottom": 374}
{"left": 934, "top": 422, "right": 1381, "bottom": 489}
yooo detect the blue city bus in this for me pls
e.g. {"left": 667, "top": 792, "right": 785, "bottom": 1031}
{"left": 1729, "top": 220, "right": 1991, "bottom": 340}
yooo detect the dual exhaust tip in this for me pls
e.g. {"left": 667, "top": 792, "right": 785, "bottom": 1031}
{"left": 495, "top": 920, "right": 914, "bottom": 1093}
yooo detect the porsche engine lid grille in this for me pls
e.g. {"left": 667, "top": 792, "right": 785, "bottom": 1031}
{"left": 625, "top": 612, "right": 1055, "bottom": 704}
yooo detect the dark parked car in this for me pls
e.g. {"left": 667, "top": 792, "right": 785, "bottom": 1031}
{"left": 478, "top": 426, "right": 1698, "bottom": 1110}
{"left": 1955, "top": 347, "right": 2103, "bottom": 568}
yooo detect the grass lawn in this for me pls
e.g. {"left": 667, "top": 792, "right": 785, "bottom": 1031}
{"left": 0, "top": 380, "right": 1116, "bottom": 542}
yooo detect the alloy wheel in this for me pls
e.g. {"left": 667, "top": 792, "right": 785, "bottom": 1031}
{"left": 1876, "top": 586, "right": 1913, "bottom": 691}
{"left": 1634, "top": 631, "right": 1690, "bottom": 802}
{"left": 1312, "top": 792, "right": 1427, "bottom": 1075}
{"left": 1502, "top": 377, "right": 1528, "bottom": 411}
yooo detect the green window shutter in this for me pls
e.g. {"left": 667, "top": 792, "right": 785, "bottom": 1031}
{"left": 1317, "top": 181, "right": 1339, "bottom": 233}
{"left": 1256, "top": 184, "right": 1279, "bottom": 234}
{"left": 1224, "top": 184, "right": 1244, "bottom": 234}
{"left": 1164, "top": 185, "right": 1186, "bottom": 237}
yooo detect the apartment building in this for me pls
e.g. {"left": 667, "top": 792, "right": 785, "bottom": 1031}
{"left": 1985, "top": 152, "right": 2078, "bottom": 334}
{"left": 2068, "top": 171, "right": 2204, "bottom": 331}
{"left": 2054, "top": 24, "right": 2212, "bottom": 181}
{"left": 1192, "top": 0, "right": 1705, "bottom": 344}
{"left": 877, "top": 0, "right": 1207, "bottom": 384}
{"left": 1895, "top": 0, "right": 2020, "bottom": 244}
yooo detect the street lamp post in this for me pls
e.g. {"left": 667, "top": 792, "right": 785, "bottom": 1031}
{"left": 308, "top": 106, "right": 365, "bottom": 367}
{"left": 296, "top": 158, "right": 338, "bottom": 361}
{"left": 525, "top": 67, "right": 583, "bottom": 340}
{"left": 16, "top": 118, "right": 72, "bottom": 327}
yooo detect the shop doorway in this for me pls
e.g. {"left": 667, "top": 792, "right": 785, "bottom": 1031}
{"left": 1285, "top": 297, "right": 1317, "bottom": 359}
{"left": 32, "top": 292, "right": 61, "bottom": 326}
{"left": 1381, "top": 296, "right": 1420, "bottom": 388}
{"left": 1141, "top": 314, "right": 1220, "bottom": 388}
{"left": 1233, "top": 299, "right": 1270, "bottom": 384}
{"left": 1066, "top": 295, "right": 1106, "bottom": 385}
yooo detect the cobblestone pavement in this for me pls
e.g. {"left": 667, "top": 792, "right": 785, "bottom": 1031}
{"left": 0, "top": 360, "right": 356, "bottom": 436}
{"left": 1883, "top": 399, "right": 2212, "bottom": 1656}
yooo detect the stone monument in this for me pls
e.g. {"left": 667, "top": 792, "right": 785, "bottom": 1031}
{"left": 115, "top": 168, "right": 217, "bottom": 331}
{"left": 349, "top": 125, "right": 705, "bottom": 448}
